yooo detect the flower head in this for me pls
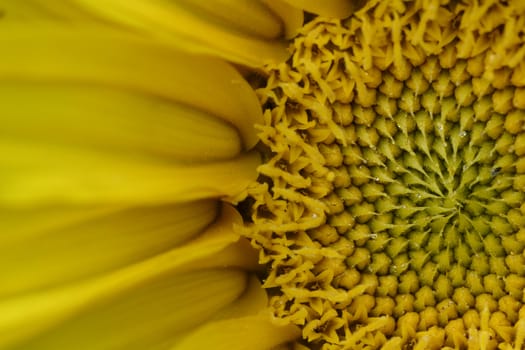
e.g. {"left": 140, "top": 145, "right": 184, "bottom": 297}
{"left": 1, "top": 1, "right": 524, "bottom": 349}
{"left": 241, "top": 1, "right": 525, "bottom": 349}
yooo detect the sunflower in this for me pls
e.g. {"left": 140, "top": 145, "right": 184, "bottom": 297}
{"left": 1, "top": 1, "right": 524, "bottom": 350}
{"left": 241, "top": 1, "right": 525, "bottom": 349}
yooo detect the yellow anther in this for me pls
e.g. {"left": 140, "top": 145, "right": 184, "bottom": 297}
{"left": 466, "top": 270, "right": 485, "bottom": 295}
{"left": 437, "top": 299, "right": 458, "bottom": 326}
{"left": 360, "top": 273, "right": 379, "bottom": 295}
{"left": 398, "top": 88, "right": 421, "bottom": 114}
{"left": 420, "top": 262, "right": 438, "bottom": 287}
{"left": 501, "top": 234, "right": 524, "bottom": 255}
{"left": 463, "top": 309, "right": 480, "bottom": 330}
{"left": 328, "top": 210, "right": 355, "bottom": 235}
{"left": 471, "top": 253, "right": 491, "bottom": 276}
{"left": 450, "top": 60, "right": 470, "bottom": 86}
{"left": 472, "top": 76, "right": 495, "bottom": 97}
{"left": 483, "top": 234, "right": 505, "bottom": 256}
{"left": 346, "top": 247, "right": 370, "bottom": 270}
{"left": 476, "top": 294, "right": 498, "bottom": 314}
{"left": 511, "top": 61, "right": 525, "bottom": 86}
{"left": 513, "top": 87, "right": 525, "bottom": 109}
{"left": 498, "top": 295, "right": 520, "bottom": 323}
{"left": 409, "top": 249, "right": 430, "bottom": 272}
{"left": 490, "top": 311, "right": 513, "bottom": 343}
{"left": 505, "top": 275, "right": 525, "bottom": 300}
{"left": 377, "top": 275, "right": 398, "bottom": 297}
{"left": 439, "top": 44, "right": 457, "bottom": 69}
{"left": 483, "top": 274, "right": 506, "bottom": 299}
{"left": 414, "top": 286, "right": 436, "bottom": 312}
{"left": 390, "top": 56, "right": 413, "bottom": 82}
{"left": 356, "top": 125, "right": 380, "bottom": 148}
{"left": 342, "top": 144, "right": 363, "bottom": 165}
{"left": 454, "top": 81, "right": 475, "bottom": 107}
{"left": 489, "top": 215, "right": 514, "bottom": 236}
{"left": 355, "top": 84, "right": 377, "bottom": 107}
{"left": 375, "top": 94, "right": 398, "bottom": 118}
{"left": 454, "top": 242, "right": 472, "bottom": 267}
{"left": 433, "top": 71, "right": 455, "bottom": 98}
{"left": 331, "top": 167, "right": 351, "bottom": 188}
{"left": 398, "top": 271, "right": 419, "bottom": 294}
{"left": 335, "top": 268, "right": 360, "bottom": 289}
{"left": 421, "top": 90, "right": 441, "bottom": 115}
{"left": 336, "top": 186, "right": 362, "bottom": 207}
{"left": 329, "top": 236, "right": 355, "bottom": 256}
{"left": 319, "top": 143, "right": 343, "bottom": 167}
{"left": 414, "top": 326, "right": 445, "bottom": 350}
{"left": 420, "top": 56, "right": 441, "bottom": 83}
{"left": 491, "top": 67, "right": 513, "bottom": 90}
{"left": 466, "top": 54, "right": 486, "bottom": 77}
{"left": 353, "top": 105, "right": 376, "bottom": 126}
{"left": 489, "top": 256, "right": 509, "bottom": 276}
{"left": 517, "top": 156, "right": 525, "bottom": 173}
{"left": 505, "top": 254, "right": 525, "bottom": 276}
{"left": 369, "top": 252, "right": 392, "bottom": 275}
{"left": 348, "top": 294, "right": 375, "bottom": 321}
{"left": 391, "top": 254, "right": 410, "bottom": 276}
{"left": 385, "top": 236, "right": 408, "bottom": 258}
{"left": 371, "top": 296, "right": 396, "bottom": 317}
{"left": 406, "top": 68, "right": 430, "bottom": 95}
{"left": 494, "top": 132, "right": 515, "bottom": 154}
{"left": 419, "top": 307, "right": 439, "bottom": 330}
{"left": 445, "top": 318, "right": 468, "bottom": 349}
{"left": 515, "top": 133, "right": 525, "bottom": 156}
{"left": 379, "top": 73, "right": 404, "bottom": 98}
{"left": 492, "top": 87, "right": 515, "bottom": 114}
{"left": 310, "top": 224, "right": 339, "bottom": 245}
{"left": 433, "top": 250, "right": 453, "bottom": 273}
{"left": 365, "top": 232, "right": 391, "bottom": 253}
{"left": 397, "top": 312, "right": 419, "bottom": 339}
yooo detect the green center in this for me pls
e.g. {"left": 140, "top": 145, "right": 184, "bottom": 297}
{"left": 346, "top": 88, "right": 520, "bottom": 297}
{"left": 242, "top": 3, "right": 525, "bottom": 348}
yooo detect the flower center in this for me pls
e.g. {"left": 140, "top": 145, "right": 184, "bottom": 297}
{"left": 241, "top": 1, "right": 525, "bottom": 349}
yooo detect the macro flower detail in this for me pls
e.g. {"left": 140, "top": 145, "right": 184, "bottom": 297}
{"left": 2, "top": 0, "right": 525, "bottom": 349}
{"left": 241, "top": 1, "right": 525, "bottom": 349}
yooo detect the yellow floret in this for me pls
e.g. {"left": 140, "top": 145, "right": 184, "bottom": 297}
{"left": 240, "top": 0, "right": 525, "bottom": 348}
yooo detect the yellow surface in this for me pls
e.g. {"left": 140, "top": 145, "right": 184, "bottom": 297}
{"left": 241, "top": 0, "right": 525, "bottom": 348}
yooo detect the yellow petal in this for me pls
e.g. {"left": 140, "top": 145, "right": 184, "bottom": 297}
{"left": 0, "top": 1, "right": 50, "bottom": 20}
{"left": 68, "top": 0, "right": 290, "bottom": 67}
{"left": 263, "top": 0, "right": 305, "bottom": 39}
{"left": 0, "top": 0, "right": 97, "bottom": 20}
{"left": 0, "top": 82, "right": 242, "bottom": 162}
{"left": 17, "top": 269, "right": 249, "bottom": 350}
{"left": 281, "top": 0, "right": 361, "bottom": 18}
{"left": 172, "top": 311, "right": 300, "bottom": 350}
{"left": 0, "top": 22, "right": 263, "bottom": 148}
{"left": 134, "top": 274, "right": 267, "bottom": 349}
{"left": 177, "top": 0, "right": 283, "bottom": 39}
{"left": 0, "top": 199, "right": 218, "bottom": 297}
{"left": 0, "top": 204, "right": 254, "bottom": 348}
{"left": 0, "top": 139, "right": 260, "bottom": 206}
{"left": 171, "top": 273, "right": 300, "bottom": 350}
{"left": 0, "top": 205, "right": 119, "bottom": 243}
{"left": 212, "top": 275, "right": 269, "bottom": 320}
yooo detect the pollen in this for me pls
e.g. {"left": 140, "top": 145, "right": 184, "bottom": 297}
{"left": 240, "top": 1, "right": 525, "bottom": 349}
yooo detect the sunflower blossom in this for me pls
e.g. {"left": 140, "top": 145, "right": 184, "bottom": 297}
{"left": 240, "top": 1, "right": 525, "bottom": 349}
{"left": 2, "top": 1, "right": 525, "bottom": 350}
